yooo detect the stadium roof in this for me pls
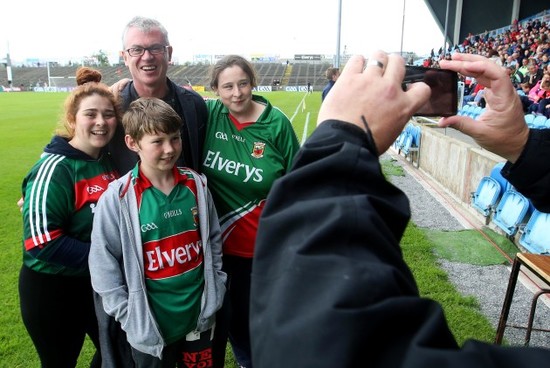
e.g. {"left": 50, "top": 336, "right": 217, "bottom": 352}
{"left": 424, "top": 0, "right": 548, "bottom": 46}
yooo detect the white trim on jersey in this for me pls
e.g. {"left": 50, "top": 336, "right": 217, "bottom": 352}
{"left": 218, "top": 200, "right": 257, "bottom": 235}
{"left": 28, "top": 154, "right": 65, "bottom": 247}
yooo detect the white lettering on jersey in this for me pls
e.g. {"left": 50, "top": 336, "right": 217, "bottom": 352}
{"left": 86, "top": 184, "right": 105, "bottom": 194}
{"left": 232, "top": 134, "right": 245, "bottom": 142}
{"left": 203, "top": 150, "right": 263, "bottom": 182}
{"left": 102, "top": 173, "right": 117, "bottom": 181}
{"left": 163, "top": 209, "right": 183, "bottom": 219}
{"left": 141, "top": 222, "right": 159, "bottom": 232}
{"left": 215, "top": 131, "right": 229, "bottom": 141}
{"left": 145, "top": 240, "right": 202, "bottom": 271}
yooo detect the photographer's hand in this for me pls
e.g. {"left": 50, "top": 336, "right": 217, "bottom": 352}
{"left": 438, "top": 53, "right": 528, "bottom": 163}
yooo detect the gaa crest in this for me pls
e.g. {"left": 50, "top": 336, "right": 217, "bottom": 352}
{"left": 251, "top": 142, "right": 266, "bottom": 158}
{"left": 191, "top": 207, "right": 199, "bottom": 227}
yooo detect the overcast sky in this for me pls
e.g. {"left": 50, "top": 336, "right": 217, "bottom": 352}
{"left": 1, "top": 0, "right": 445, "bottom": 64}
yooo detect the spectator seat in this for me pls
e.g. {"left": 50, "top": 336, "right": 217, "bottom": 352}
{"left": 458, "top": 105, "right": 473, "bottom": 115}
{"left": 532, "top": 115, "right": 548, "bottom": 129}
{"left": 524, "top": 113, "right": 536, "bottom": 127}
{"left": 491, "top": 189, "right": 531, "bottom": 237}
{"left": 518, "top": 210, "right": 550, "bottom": 254}
{"left": 471, "top": 176, "right": 502, "bottom": 222}
{"left": 490, "top": 162, "right": 512, "bottom": 193}
{"left": 401, "top": 124, "right": 421, "bottom": 168}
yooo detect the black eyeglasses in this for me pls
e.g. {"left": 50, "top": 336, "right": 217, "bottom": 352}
{"left": 126, "top": 45, "right": 168, "bottom": 57}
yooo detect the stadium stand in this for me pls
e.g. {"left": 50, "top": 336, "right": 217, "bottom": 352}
{"left": 253, "top": 63, "right": 287, "bottom": 87}
{"left": 0, "top": 61, "right": 333, "bottom": 91}
{"left": 286, "top": 62, "right": 331, "bottom": 89}
{"left": 0, "top": 65, "right": 131, "bottom": 90}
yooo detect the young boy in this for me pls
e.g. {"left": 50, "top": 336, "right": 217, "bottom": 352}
{"left": 89, "top": 97, "right": 226, "bottom": 368}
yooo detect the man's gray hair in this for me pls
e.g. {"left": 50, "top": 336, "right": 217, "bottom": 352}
{"left": 122, "top": 16, "right": 169, "bottom": 47}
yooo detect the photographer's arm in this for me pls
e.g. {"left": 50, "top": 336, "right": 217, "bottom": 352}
{"left": 250, "top": 52, "right": 550, "bottom": 368}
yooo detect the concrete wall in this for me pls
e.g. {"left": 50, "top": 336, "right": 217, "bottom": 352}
{"left": 416, "top": 124, "right": 505, "bottom": 205}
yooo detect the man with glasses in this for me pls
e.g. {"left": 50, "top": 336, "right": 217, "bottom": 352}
{"left": 96, "top": 16, "right": 209, "bottom": 368}
{"left": 106, "top": 16, "right": 208, "bottom": 175}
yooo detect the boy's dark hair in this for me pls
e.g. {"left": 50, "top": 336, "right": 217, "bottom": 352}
{"left": 123, "top": 97, "right": 182, "bottom": 141}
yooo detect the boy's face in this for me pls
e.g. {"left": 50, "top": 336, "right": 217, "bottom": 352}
{"left": 125, "top": 131, "right": 182, "bottom": 174}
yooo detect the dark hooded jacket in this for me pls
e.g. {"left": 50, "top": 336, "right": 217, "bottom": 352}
{"left": 107, "top": 78, "right": 208, "bottom": 175}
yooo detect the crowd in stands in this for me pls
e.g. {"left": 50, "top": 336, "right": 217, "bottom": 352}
{"left": 421, "top": 14, "right": 550, "bottom": 117}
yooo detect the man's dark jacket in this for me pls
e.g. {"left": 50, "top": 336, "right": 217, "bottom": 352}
{"left": 250, "top": 120, "right": 550, "bottom": 368}
{"left": 503, "top": 129, "right": 550, "bottom": 212}
{"left": 107, "top": 78, "right": 208, "bottom": 175}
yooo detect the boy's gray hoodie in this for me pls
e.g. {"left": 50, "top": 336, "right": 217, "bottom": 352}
{"left": 89, "top": 169, "right": 226, "bottom": 359}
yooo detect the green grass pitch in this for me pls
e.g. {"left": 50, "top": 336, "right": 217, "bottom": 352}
{"left": 0, "top": 90, "right": 320, "bottom": 367}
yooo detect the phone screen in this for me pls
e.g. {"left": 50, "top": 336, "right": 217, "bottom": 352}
{"left": 403, "top": 65, "right": 458, "bottom": 117}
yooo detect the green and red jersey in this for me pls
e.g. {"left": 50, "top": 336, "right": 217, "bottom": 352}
{"left": 21, "top": 136, "right": 117, "bottom": 276}
{"left": 131, "top": 164, "right": 205, "bottom": 344}
{"left": 202, "top": 95, "right": 300, "bottom": 258}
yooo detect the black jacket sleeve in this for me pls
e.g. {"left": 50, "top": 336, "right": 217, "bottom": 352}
{"left": 111, "top": 81, "right": 208, "bottom": 174}
{"left": 250, "top": 120, "right": 550, "bottom": 368}
{"left": 173, "top": 82, "right": 208, "bottom": 173}
{"left": 502, "top": 128, "right": 550, "bottom": 212}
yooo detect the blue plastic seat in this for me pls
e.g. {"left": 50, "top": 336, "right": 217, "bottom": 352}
{"left": 394, "top": 124, "right": 411, "bottom": 151}
{"left": 524, "top": 113, "right": 536, "bottom": 127}
{"left": 490, "top": 162, "right": 512, "bottom": 193}
{"left": 470, "top": 106, "right": 483, "bottom": 119}
{"left": 402, "top": 125, "right": 422, "bottom": 167}
{"left": 471, "top": 177, "right": 502, "bottom": 218}
{"left": 466, "top": 105, "right": 476, "bottom": 118}
{"left": 532, "top": 115, "right": 548, "bottom": 129}
{"left": 491, "top": 189, "right": 531, "bottom": 236}
{"left": 402, "top": 125, "right": 420, "bottom": 155}
{"left": 401, "top": 132, "right": 413, "bottom": 155}
{"left": 518, "top": 210, "right": 550, "bottom": 254}
{"left": 393, "top": 131, "right": 406, "bottom": 150}
{"left": 458, "top": 105, "right": 472, "bottom": 116}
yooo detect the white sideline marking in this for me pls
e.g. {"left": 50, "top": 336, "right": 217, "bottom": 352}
{"left": 289, "top": 93, "right": 310, "bottom": 145}
{"left": 301, "top": 112, "right": 311, "bottom": 145}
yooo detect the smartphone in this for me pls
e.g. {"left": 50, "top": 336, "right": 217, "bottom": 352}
{"left": 403, "top": 65, "right": 458, "bottom": 117}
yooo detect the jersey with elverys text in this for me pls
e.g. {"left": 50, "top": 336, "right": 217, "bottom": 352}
{"left": 201, "top": 96, "right": 300, "bottom": 258}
